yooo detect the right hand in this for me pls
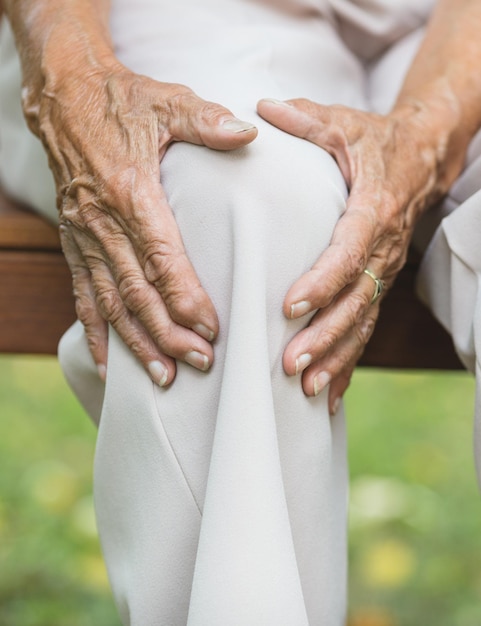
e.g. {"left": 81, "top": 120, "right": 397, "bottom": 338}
{"left": 257, "top": 97, "right": 460, "bottom": 413}
{"left": 23, "top": 64, "right": 257, "bottom": 385}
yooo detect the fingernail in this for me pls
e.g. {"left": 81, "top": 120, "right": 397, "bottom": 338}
{"left": 295, "top": 353, "right": 312, "bottom": 375}
{"left": 313, "top": 371, "right": 331, "bottom": 396}
{"left": 331, "top": 397, "right": 341, "bottom": 416}
{"left": 261, "top": 98, "right": 293, "bottom": 107}
{"left": 148, "top": 360, "right": 169, "bottom": 387}
{"left": 185, "top": 350, "right": 210, "bottom": 371}
{"left": 222, "top": 118, "right": 257, "bottom": 133}
{"left": 290, "top": 300, "right": 311, "bottom": 319}
{"left": 97, "top": 364, "right": 107, "bottom": 382}
{"left": 193, "top": 323, "right": 215, "bottom": 342}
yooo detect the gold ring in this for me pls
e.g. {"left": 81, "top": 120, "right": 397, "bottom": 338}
{"left": 363, "top": 268, "right": 384, "bottom": 305}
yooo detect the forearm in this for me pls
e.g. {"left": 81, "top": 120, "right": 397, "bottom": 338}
{"left": 393, "top": 0, "right": 481, "bottom": 188}
{"left": 3, "top": 0, "right": 117, "bottom": 131}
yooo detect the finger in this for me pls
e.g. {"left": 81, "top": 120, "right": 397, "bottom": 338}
{"left": 83, "top": 252, "right": 180, "bottom": 386}
{"left": 283, "top": 271, "right": 377, "bottom": 376}
{"left": 73, "top": 189, "right": 220, "bottom": 344}
{"left": 299, "top": 307, "right": 379, "bottom": 398}
{"left": 166, "top": 89, "right": 258, "bottom": 150}
{"left": 257, "top": 96, "right": 330, "bottom": 133}
{"left": 60, "top": 225, "right": 109, "bottom": 380}
{"left": 75, "top": 226, "right": 215, "bottom": 372}
{"left": 257, "top": 98, "right": 363, "bottom": 183}
{"left": 63, "top": 224, "right": 178, "bottom": 385}
{"left": 328, "top": 366, "right": 355, "bottom": 417}
{"left": 285, "top": 200, "right": 379, "bottom": 319}
{"left": 257, "top": 97, "right": 362, "bottom": 149}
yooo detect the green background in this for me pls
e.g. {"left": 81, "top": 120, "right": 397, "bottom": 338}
{"left": 0, "top": 355, "right": 479, "bottom": 625}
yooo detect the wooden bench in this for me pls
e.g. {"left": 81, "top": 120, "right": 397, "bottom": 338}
{"left": 0, "top": 188, "right": 75, "bottom": 354}
{"left": 0, "top": 186, "right": 463, "bottom": 369}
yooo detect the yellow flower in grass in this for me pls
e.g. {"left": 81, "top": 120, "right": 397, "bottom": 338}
{"left": 27, "top": 460, "right": 79, "bottom": 514}
{"left": 361, "top": 539, "right": 416, "bottom": 589}
{"left": 70, "top": 495, "right": 98, "bottom": 539}
{"left": 78, "top": 553, "right": 111, "bottom": 590}
{"left": 348, "top": 607, "right": 397, "bottom": 626}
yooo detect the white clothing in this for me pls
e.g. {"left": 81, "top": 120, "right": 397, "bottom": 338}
{"left": 0, "top": 1, "right": 480, "bottom": 624}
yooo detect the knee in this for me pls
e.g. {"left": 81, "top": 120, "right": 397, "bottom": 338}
{"left": 161, "top": 121, "right": 347, "bottom": 258}
{"left": 58, "top": 321, "right": 105, "bottom": 424}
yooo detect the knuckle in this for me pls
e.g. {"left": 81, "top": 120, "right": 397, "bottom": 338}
{"left": 150, "top": 322, "right": 176, "bottom": 352}
{"left": 118, "top": 272, "right": 147, "bottom": 312}
{"left": 21, "top": 87, "right": 41, "bottom": 133}
{"left": 102, "top": 169, "right": 134, "bottom": 202}
{"left": 170, "top": 285, "right": 206, "bottom": 323}
{"left": 164, "top": 83, "right": 193, "bottom": 99}
{"left": 349, "top": 291, "right": 370, "bottom": 324}
{"left": 125, "top": 338, "right": 144, "bottom": 358}
{"left": 59, "top": 195, "right": 77, "bottom": 222}
{"left": 331, "top": 349, "right": 355, "bottom": 378}
{"left": 144, "top": 247, "right": 186, "bottom": 290}
{"left": 77, "top": 202, "right": 106, "bottom": 233}
{"left": 96, "top": 287, "right": 124, "bottom": 324}
{"left": 338, "top": 368, "right": 354, "bottom": 388}
{"left": 317, "top": 327, "right": 339, "bottom": 355}
{"left": 84, "top": 324, "right": 107, "bottom": 355}
{"left": 200, "top": 101, "right": 228, "bottom": 124}
{"left": 165, "top": 86, "right": 198, "bottom": 118}
{"left": 381, "top": 189, "right": 400, "bottom": 222}
{"left": 355, "top": 315, "right": 376, "bottom": 346}
{"left": 103, "top": 168, "right": 157, "bottom": 211}
{"left": 342, "top": 244, "right": 368, "bottom": 282}
{"left": 62, "top": 199, "right": 105, "bottom": 235}
{"left": 296, "top": 97, "right": 314, "bottom": 111}
{"left": 74, "top": 292, "right": 97, "bottom": 326}
{"left": 85, "top": 330, "right": 104, "bottom": 358}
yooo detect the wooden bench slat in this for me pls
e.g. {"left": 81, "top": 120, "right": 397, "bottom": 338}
{"left": 361, "top": 258, "right": 463, "bottom": 369}
{"left": 0, "top": 189, "right": 61, "bottom": 251}
{"left": 0, "top": 250, "right": 76, "bottom": 354}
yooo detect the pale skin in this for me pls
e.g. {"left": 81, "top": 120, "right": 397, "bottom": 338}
{"left": 3, "top": 0, "right": 481, "bottom": 415}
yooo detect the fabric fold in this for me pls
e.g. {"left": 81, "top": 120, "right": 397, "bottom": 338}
{"left": 417, "top": 192, "right": 481, "bottom": 482}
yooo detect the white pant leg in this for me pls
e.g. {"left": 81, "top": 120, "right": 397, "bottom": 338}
{"left": 56, "top": 3, "right": 368, "bottom": 625}
{"left": 69, "top": 130, "right": 348, "bottom": 626}
{"left": 1, "top": 2, "right": 368, "bottom": 623}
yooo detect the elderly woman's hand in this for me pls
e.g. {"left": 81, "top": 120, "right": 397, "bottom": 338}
{"left": 257, "top": 97, "right": 463, "bottom": 413}
{"left": 24, "top": 64, "right": 257, "bottom": 385}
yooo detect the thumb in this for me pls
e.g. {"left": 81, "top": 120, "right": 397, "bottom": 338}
{"left": 168, "top": 92, "right": 258, "bottom": 150}
{"left": 256, "top": 97, "right": 332, "bottom": 142}
{"left": 258, "top": 97, "right": 360, "bottom": 183}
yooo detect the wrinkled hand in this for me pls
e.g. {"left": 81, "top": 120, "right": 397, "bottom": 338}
{"left": 257, "top": 98, "right": 447, "bottom": 413}
{"left": 25, "top": 65, "right": 257, "bottom": 385}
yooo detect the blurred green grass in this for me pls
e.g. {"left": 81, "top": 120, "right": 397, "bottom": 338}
{"left": 0, "top": 355, "right": 118, "bottom": 626}
{"left": 345, "top": 369, "right": 481, "bottom": 626}
{"left": 0, "top": 355, "right": 479, "bottom": 625}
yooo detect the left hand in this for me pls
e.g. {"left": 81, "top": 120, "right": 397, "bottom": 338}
{"left": 257, "top": 98, "right": 451, "bottom": 414}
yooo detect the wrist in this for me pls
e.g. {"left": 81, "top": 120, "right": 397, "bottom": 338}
{"left": 40, "top": 14, "right": 118, "bottom": 83}
{"left": 6, "top": 1, "right": 119, "bottom": 133}
{"left": 390, "top": 83, "right": 468, "bottom": 196}
{"left": 23, "top": 27, "right": 121, "bottom": 136}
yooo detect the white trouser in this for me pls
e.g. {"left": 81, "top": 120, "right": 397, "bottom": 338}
{"left": 1, "top": 1, "right": 481, "bottom": 624}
